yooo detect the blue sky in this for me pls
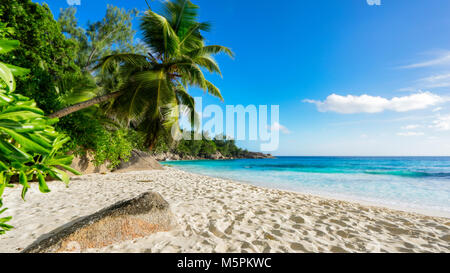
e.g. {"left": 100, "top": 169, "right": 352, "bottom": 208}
{"left": 36, "top": 0, "right": 450, "bottom": 156}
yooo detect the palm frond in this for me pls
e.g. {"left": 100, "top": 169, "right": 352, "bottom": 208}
{"left": 205, "top": 80, "right": 224, "bottom": 101}
{"left": 187, "top": 45, "right": 234, "bottom": 59}
{"left": 107, "top": 70, "right": 167, "bottom": 125}
{"left": 95, "top": 53, "right": 149, "bottom": 73}
{"left": 175, "top": 84, "right": 198, "bottom": 129}
{"left": 141, "top": 11, "right": 180, "bottom": 59}
{"left": 179, "top": 22, "right": 211, "bottom": 51}
{"left": 163, "top": 0, "right": 200, "bottom": 35}
{"left": 193, "top": 56, "right": 222, "bottom": 76}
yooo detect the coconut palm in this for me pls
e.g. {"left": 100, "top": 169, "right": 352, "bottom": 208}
{"left": 49, "top": 0, "right": 233, "bottom": 146}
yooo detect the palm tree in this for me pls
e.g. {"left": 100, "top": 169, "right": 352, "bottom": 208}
{"left": 49, "top": 0, "right": 233, "bottom": 146}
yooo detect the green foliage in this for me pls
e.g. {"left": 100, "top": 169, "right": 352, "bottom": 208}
{"left": 0, "top": 1, "right": 138, "bottom": 170}
{"left": 199, "top": 140, "right": 217, "bottom": 156}
{"left": 0, "top": 0, "right": 80, "bottom": 114}
{"left": 0, "top": 36, "right": 78, "bottom": 235}
{"left": 53, "top": 5, "right": 148, "bottom": 168}
{"left": 154, "top": 130, "right": 249, "bottom": 159}
{"left": 0, "top": 199, "right": 13, "bottom": 235}
{"left": 59, "top": 109, "right": 145, "bottom": 170}
{"left": 95, "top": 0, "right": 234, "bottom": 147}
{"left": 58, "top": 5, "right": 145, "bottom": 72}
{"left": 92, "top": 128, "right": 144, "bottom": 169}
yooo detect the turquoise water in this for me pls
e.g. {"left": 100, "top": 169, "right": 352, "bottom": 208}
{"left": 162, "top": 157, "right": 450, "bottom": 217}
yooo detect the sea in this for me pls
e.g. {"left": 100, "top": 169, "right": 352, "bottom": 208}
{"left": 162, "top": 156, "right": 450, "bottom": 217}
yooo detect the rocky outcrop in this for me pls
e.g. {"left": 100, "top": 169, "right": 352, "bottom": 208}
{"left": 114, "top": 150, "right": 164, "bottom": 173}
{"left": 153, "top": 151, "right": 275, "bottom": 162}
{"left": 153, "top": 152, "right": 182, "bottom": 161}
{"left": 23, "top": 192, "right": 175, "bottom": 253}
{"left": 70, "top": 153, "right": 110, "bottom": 176}
{"left": 209, "top": 151, "right": 225, "bottom": 160}
{"left": 70, "top": 150, "right": 164, "bottom": 175}
{"left": 245, "top": 152, "right": 275, "bottom": 159}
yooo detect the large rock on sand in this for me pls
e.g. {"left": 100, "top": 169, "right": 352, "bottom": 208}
{"left": 70, "top": 150, "right": 163, "bottom": 175}
{"left": 70, "top": 153, "right": 110, "bottom": 175}
{"left": 23, "top": 192, "right": 174, "bottom": 253}
{"left": 114, "top": 150, "right": 164, "bottom": 173}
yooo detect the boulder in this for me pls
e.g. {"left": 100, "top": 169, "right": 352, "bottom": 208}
{"left": 23, "top": 192, "right": 175, "bottom": 253}
{"left": 209, "top": 151, "right": 224, "bottom": 160}
{"left": 70, "top": 153, "right": 110, "bottom": 176}
{"left": 114, "top": 150, "right": 164, "bottom": 173}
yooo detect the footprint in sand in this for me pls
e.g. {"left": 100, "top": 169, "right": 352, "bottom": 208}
{"left": 290, "top": 215, "right": 305, "bottom": 224}
{"left": 290, "top": 243, "right": 308, "bottom": 252}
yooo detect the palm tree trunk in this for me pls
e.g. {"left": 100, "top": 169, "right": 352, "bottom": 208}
{"left": 48, "top": 91, "right": 124, "bottom": 119}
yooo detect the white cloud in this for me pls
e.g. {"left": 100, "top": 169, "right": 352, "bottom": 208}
{"left": 270, "top": 122, "right": 291, "bottom": 134}
{"left": 400, "top": 51, "right": 450, "bottom": 69}
{"left": 304, "top": 92, "right": 444, "bottom": 114}
{"left": 431, "top": 115, "right": 450, "bottom": 131}
{"left": 67, "top": 0, "right": 81, "bottom": 6}
{"left": 397, "top": 132, "right": 425, "bottom": 137}
{"left": 416, "top": 73, "right": 450, "bottom": 89}
{"left": 432, "top": 107, "right": 443, "bottom": 112}
{"left": 401, "top": 124, "right": 420, "bottom": 130}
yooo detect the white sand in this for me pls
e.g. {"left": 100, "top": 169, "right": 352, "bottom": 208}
{"left": 0, "top": 167, "right": 448, "bottom": 253}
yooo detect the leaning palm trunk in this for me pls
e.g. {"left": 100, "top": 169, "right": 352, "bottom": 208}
{"left": 48, "top": 91, "right": 124, "bottom": 119}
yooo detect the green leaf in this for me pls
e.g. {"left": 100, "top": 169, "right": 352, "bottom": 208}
{"left": 0, "top": 222, "right": 14, "bottom": 228}
{"left": 37, "top": 172, "right": 51, "bottom": 193}
{"left": 1, "top": 105, "right": 45, "bottom": 115}
{"left": 19, "top": 171, "right": 30, "bottom": 200}
{"left": 0, "top": 127, "right": 50, "bottom": 155}
{"left": 0, "top": 162, "right": 7, "bottom": 172}
{"left": 0, "top": 139, "right": 33, "bottom": 161}
{"left": 50, "top": 167, "right": 70, "bottom": 186}
{"left": 0, "top": 176, "right": 5, "bottom": 197}
{"left": 58, "top": 164, "right": 81, "bottom": 176}
{"left": 0, "top": 216, "right": 12, "bottom": 224}
{"left": 21, "top": 185, "right": 28, "bottom": 201}
{"left": 0, "top": 40, "right": 20, "bottom": 54}
{"left": 5, "top": 64, "right": 30, "bottom": 77}
{"left": 0, "top": 62, "right": 14, "bottom": 92}
{"left": 0, "top": 110, "right": 42, "bottom": 122}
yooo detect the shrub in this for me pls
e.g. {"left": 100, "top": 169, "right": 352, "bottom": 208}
{"left": 92, "top": 128, "right": 143, "bottom": 169}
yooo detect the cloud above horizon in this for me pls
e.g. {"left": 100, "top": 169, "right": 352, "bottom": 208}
{"left": 304, "top": 92, "right": 445, "bottom": 114}
{"left": 399, "top": 51, "right": 450, "bottom": 69}
{"left": 270, "top": 122, "right": 291, "bottom": 134}
{"left": 397, "top": 131, "right": 425, "bottom": 137}
{"left": 401, "top": 124, "right": 420, "bottom": 130}
{"left": 431, "top": 115, "right": 450, "bottom": 131}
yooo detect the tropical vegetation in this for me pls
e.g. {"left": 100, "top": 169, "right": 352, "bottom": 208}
{"left": 0, "top": 31, "right": 79, "bottom": 234}
{"left": 153, "top": 131, "right": 253, "bottom": 159}
{"left": 0, "top": 0, "right": 253, "bottom": 234}
{"left": 50, "top": 0, "right": 234, "bottom": 149}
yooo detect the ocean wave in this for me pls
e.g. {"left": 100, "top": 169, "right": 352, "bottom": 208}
{"left": 243, "top": 164, "right": 450, "bottom": 178}
{"left": 363, "top": 170, "right": 450, "bottom": 178}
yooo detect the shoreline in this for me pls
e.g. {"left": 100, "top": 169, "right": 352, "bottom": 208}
{"left": 0, "top": 167, "right": 448, "bottom": 253}
{"left": 162, "top": 159, "right": 450, "bottom": 219}
{"left": 171, "top": 169, "right": 450, "bottom": 219}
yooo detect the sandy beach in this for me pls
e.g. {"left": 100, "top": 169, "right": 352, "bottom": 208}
{"left": 0, "top": 167, "right": 448, "bottom": 253}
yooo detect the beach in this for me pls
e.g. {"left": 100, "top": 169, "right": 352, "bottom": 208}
{"left": 0, "top": 167, "right": 449, "bottom": 253}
